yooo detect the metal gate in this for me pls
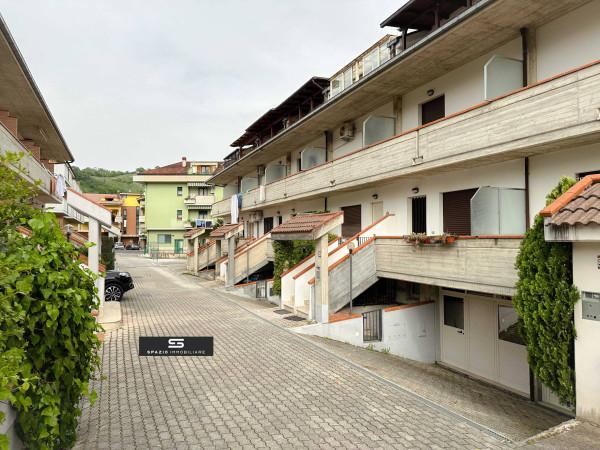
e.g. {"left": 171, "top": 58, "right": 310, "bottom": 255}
{"left": 363, "top": 309, "right": 382, "bottom": 342}
{"left": 255, "top": 280, "right": 267, "bottom": 299}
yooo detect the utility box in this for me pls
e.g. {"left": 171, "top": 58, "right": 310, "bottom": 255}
{"left": 582, "top": 291, "right": 600, "bottom": 321}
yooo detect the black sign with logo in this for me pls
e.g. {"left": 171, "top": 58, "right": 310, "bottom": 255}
{"left": 139, "top": 337, "right": 213, "bottom": 356}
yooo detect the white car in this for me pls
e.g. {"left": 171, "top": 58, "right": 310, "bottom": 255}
{"left": 114, "top": 242, "right": 125, "bottom": 250}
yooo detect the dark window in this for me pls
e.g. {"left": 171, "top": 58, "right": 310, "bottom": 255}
{"left": 341, "top": 205, "right": 362, "bottom": 238}
{"left": 176, "top": 186, "right": 183, "bottom": 196}
{"left": 443, "top": 188, "right": 477, "bottom": 236}
{"left": 421, "top": 95, "right": 445, "bottom": 125}
{"left": 263, "top": 217, "right": 274, "bottom": 234}
{"left": 444, "top": 296, "right": 464, "bottom": 329}
{"left": 411, "top": 196, "right": 426, "bottom": 233}
{"left": 297, "top": 158, "right": 302, "bottom": 172}
{"left": 276, "top": 215, "right": 283, "bottom": 226}
{"left": 408, "top": 282, "right": 420, "bottom": 300}
{"left": 176, "top": 210, "right": 183, "bottom": 221}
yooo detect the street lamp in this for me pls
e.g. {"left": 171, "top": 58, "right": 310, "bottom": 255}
{"left": 347, "top": 241, "right": 356, "bottom": 315}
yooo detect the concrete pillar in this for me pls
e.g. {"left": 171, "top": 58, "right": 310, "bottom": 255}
{"left": 226, "top": 237, "right": 236, "bottom": 287}
{"left": 88, "top": 219, "right": 104, "bottom": 306}
{"left": 314, "top": 234, "right": 329, "bottom": 323}
{"left": 193, "top": 236, "right": 199, "bottom": 275}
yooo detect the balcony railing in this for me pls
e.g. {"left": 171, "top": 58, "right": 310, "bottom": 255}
{"left": 184, "top": 195, "right": 213, "bottom": 206}
{"left": 211, "top": 197, "right": 232, "bottom": 217}
{"left": 236, "top": 61, "right": 600, "bottom": 211}
{"left": 0, "top": 124, "right": 59, "bottom": 202}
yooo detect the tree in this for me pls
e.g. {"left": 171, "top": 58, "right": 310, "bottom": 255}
{"left": 513, "top": 177, "right": 579, "bottom": 406}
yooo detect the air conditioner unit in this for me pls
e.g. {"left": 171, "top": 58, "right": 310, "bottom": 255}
{"left": 339, "top": 122, "right": 355, "bottom": 141}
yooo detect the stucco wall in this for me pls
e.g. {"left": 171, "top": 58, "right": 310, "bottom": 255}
{"left": 536, "top": 0, "right": 600, "bottom": 80}
{"left": 145, "top": 182, "right": 188, "bottom": 229}
{"left": 295, "top": 302, "right": 436, "bottom": 363}
{"left": 573, "top": 242, "right": 600, "bottom": 423}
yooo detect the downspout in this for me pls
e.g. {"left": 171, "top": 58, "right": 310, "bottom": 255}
{"left": 522, "top": 26, "right": 535, "bottom": 402}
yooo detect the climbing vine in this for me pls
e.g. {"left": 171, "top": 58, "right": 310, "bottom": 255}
{"left": 272, "top": 234, "right": 337, "bottom": 295}
{"left": 0, "top": 152, "right": 101, "bottom": 449}
{"left": 513, "top": 176, "right": 579, "bottom": 406}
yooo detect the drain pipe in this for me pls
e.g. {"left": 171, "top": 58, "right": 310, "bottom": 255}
{"left": 521, "top": 26, "right": 536, "bottom": 402}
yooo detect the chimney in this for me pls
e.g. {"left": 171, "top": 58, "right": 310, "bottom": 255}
{"left": 182, "top": 156, "right": 187, "bottom": 167}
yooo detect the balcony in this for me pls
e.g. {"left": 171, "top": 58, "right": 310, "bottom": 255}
{"left": 237, "top": 61, "right": 600, "bottom": 212}
{"left": 184, "top": 195, "right": 213, "bottom": 208}
{"left": 375, "top": 236, "right": 522, "bottom": 296}
{"left": 211, "top": 197, "right": 232, "bottom": 217}
{"left": 0, "top": 123, "right": 60, "bottom": 203}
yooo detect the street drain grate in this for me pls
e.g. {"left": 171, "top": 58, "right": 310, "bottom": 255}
{"left": 283, "top": 315, "right": 305, "bottom": 322}
{"left": 273, "top": 309, "right": 291, "bottom": 315}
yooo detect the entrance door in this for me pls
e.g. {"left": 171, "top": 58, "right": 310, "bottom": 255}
{"left": 411, "top": 196, "right": 427, "bottom": 233}
{"left": 441, "top": 295, "right": 467, "bottom": 368}
{"left": 371, "top": 201, "right": 384, "bottom": 224}
{"left": 341, "top": 205, "right": 361, "bottom": 238}
{"left": 174, "top": 239, "right": 184, "bottom": 254}
{"left": 263, "top": 217, "right": 274, "bottom": 234}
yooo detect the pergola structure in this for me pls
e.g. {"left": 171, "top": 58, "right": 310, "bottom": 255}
{"left": 209, "top": 223, "right": 244, "bottom": 287}
{"left": 270, "top": 212, "right": 344, "bottom": 323}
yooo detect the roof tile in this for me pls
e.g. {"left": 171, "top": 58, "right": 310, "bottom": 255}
{"left": 270, "top": 212, "right": 343, "bottom": 235}
{"left": 549, "top": 183, "right": 600, "bottom": 226}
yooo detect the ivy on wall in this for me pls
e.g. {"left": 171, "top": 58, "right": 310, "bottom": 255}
{"left": 272, "top": 233, "right": 337, "bottom": 295}
{"left": 513, "top": 176, "right": 579, "bottom": 406}
{"left": 0, "top": 153, "right": 101, "bottom": 449}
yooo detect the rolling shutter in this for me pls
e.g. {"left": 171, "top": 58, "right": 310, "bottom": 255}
{"left": 341, "top": 205, "right": 362, "bottom": 238}
{"left": 443, "top": 188, "right": 477, "bottom": 236}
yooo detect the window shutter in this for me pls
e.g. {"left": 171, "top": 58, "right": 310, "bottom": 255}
{"left": 443, "top": 188, "right": 477, "bottom": 236}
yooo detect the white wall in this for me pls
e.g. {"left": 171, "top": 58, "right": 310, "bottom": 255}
{"left": 529, "top": 143, "right": 600, "bottom": 224}
{"left": 573, "top": 242, "right": 600, "bottom": 423}
{"left": 294, "top": 302, "right": 436, "bottom": 363}
{"left": 536, "top": 0, "right": 600, "bottom": 80}
{"left": 402, "top": 38, "right": 521, "bottom": 130}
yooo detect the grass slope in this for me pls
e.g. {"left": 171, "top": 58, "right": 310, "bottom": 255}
{"left": 72, "top": 166, "right": 144, "bottom": 194}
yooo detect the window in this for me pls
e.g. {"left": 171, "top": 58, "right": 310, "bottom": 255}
{"left": 443, "top": 188, "right": 478, "bottom": 236}
{"left": 176, "top": 186, "right": 183, "bottom": 196}
{"left": 330, "top": 73, "right": 344, "bottom": 97}
{"left": 157, "top": 234, "right": 171, "bottom": 244}
{"left": 123, "top": 208, "right": 127, "bottom": 219}
{"left": 421, "top": 95, "right": 445, "bottom": 125}
{"left": 498, "top": 306, "right": 524, "bottom": 345}
{"left": 176, "top": 210, "right": 183, "bottom": 221}
{"left": 408, "top": 283, "right": 420, "bottom": 300}
{"left": 363, "top": 48, "right": 379, "bottom": 75}
{"left": 411, "top": 196, "right": 427, "bottom": 234}
{"left": 343, "top": 68, "right": 353, "bottom": 90}
{"left": 276, "top": 215, "right": 283, "bottom": 226}
{"left": 443, "top": 296, "right": 464, "bottom": 329}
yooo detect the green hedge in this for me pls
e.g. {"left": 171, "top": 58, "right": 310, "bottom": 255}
{"left": 513, "top": 177, "right": 579, "bottom": 406}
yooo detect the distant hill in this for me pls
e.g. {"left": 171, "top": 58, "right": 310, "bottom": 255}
{"left": 72, "top": 166, "right": 145, "bottom": 194}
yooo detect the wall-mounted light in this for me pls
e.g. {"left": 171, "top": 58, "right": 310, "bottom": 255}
{"left": 427, "top": 89, "right": 435, "bottom": 97}
{"left": 411, "top": 187, "right": 420, "bottom": 194}
{"left": 372, "top": 194, "right": 378, "bottom": 200}
{"left": 276, "top": 211, "right": 280, "bottom": 215}
{"left": 291, "top": 208, "right": 295, "bottom": 214}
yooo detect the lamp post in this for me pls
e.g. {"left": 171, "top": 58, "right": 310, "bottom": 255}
{"left": 347, "top": 241, "right": 356, "bottom": 315}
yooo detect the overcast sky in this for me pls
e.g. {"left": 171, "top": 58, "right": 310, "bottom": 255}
{"left": 0, "top": 1, "right": 404, "bottom": 170}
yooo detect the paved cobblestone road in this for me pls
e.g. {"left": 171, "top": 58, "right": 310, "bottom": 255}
{"left": 75, "top": 254, "right": 512, "bottom": 449}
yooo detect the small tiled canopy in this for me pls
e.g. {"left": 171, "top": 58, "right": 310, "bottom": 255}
{"left": 209, "top": 223, "right": 244, "bottom": 239}
{"left": 270, "top": 212, "right": 344, "bottom": 241}
{"left": 184, "top": 228, "right": 206, "bottom": 239}
{"left": 546, "top": 182, "right": 600, "bottom": 226}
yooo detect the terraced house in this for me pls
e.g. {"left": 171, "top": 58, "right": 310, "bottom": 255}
{"left": 203, "top": 0, "right": 600, "bottom": 421}
{"left": 133, "top": 157, "right": 221, "bottom": 255}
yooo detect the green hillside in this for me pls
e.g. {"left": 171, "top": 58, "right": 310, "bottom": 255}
{"left": 72, "top": 166, "right": 145, "bottom": 194}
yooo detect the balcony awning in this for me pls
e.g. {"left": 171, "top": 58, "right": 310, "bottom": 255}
{"left": 187, "top": 182, "right": 210, "bottom": 187}
{"left": 186, "top": 204, "right": 212, "bottom": 209}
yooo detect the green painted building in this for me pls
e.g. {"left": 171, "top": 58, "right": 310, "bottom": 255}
{"left": 133, "top": 157, "right": 222, "bottom": 254}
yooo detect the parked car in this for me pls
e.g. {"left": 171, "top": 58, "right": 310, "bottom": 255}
{"left": 104, "top": 270, "right": 134, "bottom": 301}
{"left": 126, "top": 243, "right": 140, "bottom": 250}
{"left": 114, "top": 242, "right": 125, "bottom": 250}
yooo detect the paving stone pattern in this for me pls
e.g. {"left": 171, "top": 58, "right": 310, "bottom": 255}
{"left": 75, "top": 254, "right": 511, "bottom": 449}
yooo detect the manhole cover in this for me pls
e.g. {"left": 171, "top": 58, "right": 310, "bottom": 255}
{"left": 273, "top": 309, "right": 290, "bottom": 315}
{"left": 283, "top": 315, "right": 305, "bottom": 322}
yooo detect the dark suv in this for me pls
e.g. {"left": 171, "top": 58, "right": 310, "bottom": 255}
{"left": 104, "top": 271, "right": 134, "bottom": 301}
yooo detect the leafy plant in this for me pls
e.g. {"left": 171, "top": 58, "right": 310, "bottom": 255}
{"left": 0, "top": 152, "right": 101, "bottom": 449}
{"left": 513, "top": 176, "right": 579, "bottom": 406}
